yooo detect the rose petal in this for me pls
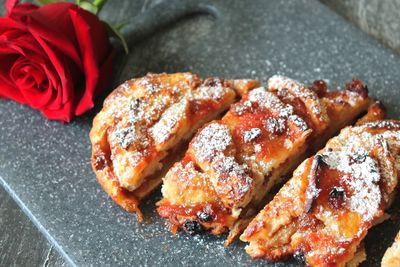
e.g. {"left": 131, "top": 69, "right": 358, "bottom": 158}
{"left": 0, "top": 32, "right": 61, "bottom": 109}
{"left": 20, "top": 3, "right": 82, "bottom": 68}
{"left": 10, "top": 57, "right": 54, "bottom": 108}
{"left": 28, "top": 29, "right": 75, "bottom": 105}
{"left": 6, "top": 0, "right": 18, "bottom": 16}
{"left": 0, "top": 54, "right": 27, "bottom": 103}
{"left": 40, "top": 99, "right": 73, "bottom": 122}
{"left": 69, "top": 8, "right": 114, "bottom": 115}
{"left": 7, "top": 1, "right": 39, "bottom": 18}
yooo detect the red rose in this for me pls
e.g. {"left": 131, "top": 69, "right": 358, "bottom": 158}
{"left": 0, "top": 0, "right": 114, "bottom": 122}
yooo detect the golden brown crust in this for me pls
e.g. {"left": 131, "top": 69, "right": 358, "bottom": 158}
{"left": 355, "top": 101, "right": 386, "bottom": 126}
{"left": 157, "top": 76, "right": 372, "bottom": 238}
{"left": 241, "top": 119, "right": 400, "bottom": 267}
{"left": 90, "top": 73, "right": 259, "bottom": 219}
{"left": 382, "top": 231, "right": 400, "bottom": 267}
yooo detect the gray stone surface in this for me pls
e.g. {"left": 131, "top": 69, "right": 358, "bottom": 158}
{"left": 1, "top": 0, "right": 400, "bottom": 266}
{"left": 321, "top": 0, "right": 400, "bottom": 53}
{"left": 0, "top": 3, "right": 65, "bottom": 267}
{"left": 0, "top": 186, "right": 67, "bottom": 267}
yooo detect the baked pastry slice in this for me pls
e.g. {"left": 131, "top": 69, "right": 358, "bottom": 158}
{"left": 382, "top": 231, "right": 400, "bottom": 267}
{"left": 241, "top": 119, "right": 400, "bottom": 267}
{"left": 157, "top": 76, "right": 372, "bottom": 242}
{"left": 90, "top": 72, "right": 259, "bottom": 220}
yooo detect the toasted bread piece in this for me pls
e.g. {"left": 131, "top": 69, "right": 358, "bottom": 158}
{"left": 90, "top": 73, "right": 259, "bottom": 220}
{"left": 382, "top": 231, "right": 400, "bottom": 267}
{"left": 157, "top": 76, "right": 372, "bottom": 241}
{"left": 241, "top": 119, "right": 400, "bottom": 267}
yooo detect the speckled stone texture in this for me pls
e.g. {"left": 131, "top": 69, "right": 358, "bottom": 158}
{"left": 322, "top": 0, "right": 400, "bottom": 53}
{"left": 1, "top": 0, "right": 400, "bottom": 266}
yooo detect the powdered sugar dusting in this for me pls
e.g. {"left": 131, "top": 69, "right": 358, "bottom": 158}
{"left": 321, "top": 149, "right": 381, "bottom": 220}
{"left": 138, "top": 77, "right": 162, "bottom": 94}
{"left": 111, "top": 75, "right": 235, "bottom": 151}
{"left": 254, "top": 144, "right": 262, "bottom": 153}
{"left": 265, "top": 117, "right": 286, "bottom": 134}
{"left": 165, "top": 161, "right": 210, "bottom": 198}
{"left": 248, "top": 87, "right": 291, "bottom": 116}
{"left": 289, "top": 114, "right": 309, "bottom": 131}
{"left": 192, "top": 123, "right": 233, "bottom": 162}
{"left": 243, "top": 128, "right": 261, "bottom": 143}
{"left": 213, "top": 156, "right": 251, "bottom": 188}
{"left": 306, "top": 155, "right": 323, "bottom": 212}
{"left": 212, "top": 155, "right": 253, "bottom": 205}
{"left": 308, "top": 121, "right": 400, "bottom": 221}
{"left": 100, "top": 73, "right": 240, "bottom": 192}
{"left": 128, "top": 98, "right": 147, "bottom": 123}
{"left": 114, "top": 125, "right": 149, "bottom": 149}
{"left": 361, "top": 120, "right": 400, "bottom": 130}
{"left": 231, "top": 100, "right": 253, "bottom": 116}
{"left": 116, "top": 94, "right": 172, "bottom": 149}
{"left": 268, "top": 75, "right": 326, "bottom": 120}
{"left": 150, "top": 99, "right": 188, "bottom": 145}
{"left": 194, "top": 78, "right": 229, "bottom": 101}
{"left": 248, "top": 87, "right": 309, "bottom": 133}
{"left": 268, "top": 75, "right": 316, "bottom": 101}
{"left": 190, "top": 122, "right": 254, "bottom": 207}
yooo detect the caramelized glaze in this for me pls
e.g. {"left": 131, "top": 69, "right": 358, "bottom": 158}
{"left": 158, "top": 75, "right": 372, "bottom": 241}
{"left": 90, "top": 73, "right": 259, "bottom": 219}
{"left": 241, "top": 120, "right": 400, "bottom": 267}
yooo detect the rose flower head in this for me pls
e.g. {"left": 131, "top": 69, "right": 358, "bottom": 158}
{"left": 0, "top": 0, "right": 115, "bottom": 122}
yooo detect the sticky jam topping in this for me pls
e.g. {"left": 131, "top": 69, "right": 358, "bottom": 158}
{"left": 95, "top": 73, "right": 241, "bottom": 191}
{"left": 157, "top": 202, "right": 233, "bottom": 225}
{"left": 292, "top": 142, "right": 386, "bottom": 266}
{"left": 160, "top": 76, "right": 374, "bottom": 236}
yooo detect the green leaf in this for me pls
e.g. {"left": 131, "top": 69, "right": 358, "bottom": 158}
{"left": 92, "top": 0, "right": 108, "bottom": 13}
{"left": 78, "top": 1, "right": 99, "bottom": 15}
{"left": 76, "top": 0, "right": 107, "bottom": 14}
{"left": 102, "top": 21, "right": 129, "bottom": 54}
{"left": 35, "top": 0, "right": 60, "bottom": 5}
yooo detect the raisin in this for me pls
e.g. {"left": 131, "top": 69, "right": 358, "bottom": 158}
{"left": 204, "top": 77, "right": 220, "bottom": 87}
{"left": 353, "top": 153, "right": 366, "bottom": 163}
{"left": 182, "top": 220, "right": 203, "bottom": 235}
{"left": 293, "top": 250, "right": 306, "bottom": 264}
{"left": 197, "top": 211, "right": 213, "bottom": 222}
{"left": 329, "top": 186, "right": 346, "bottom": 209}
{"left": 351, "top": 150, "right": 368, "bottom": 164}
{"left": 329, "top": 187, "right": 345, "bottom": 199}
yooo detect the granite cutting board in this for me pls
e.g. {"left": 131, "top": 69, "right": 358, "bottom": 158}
{"left": 1, "top": 0, "right": 400, "bottom": 266}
